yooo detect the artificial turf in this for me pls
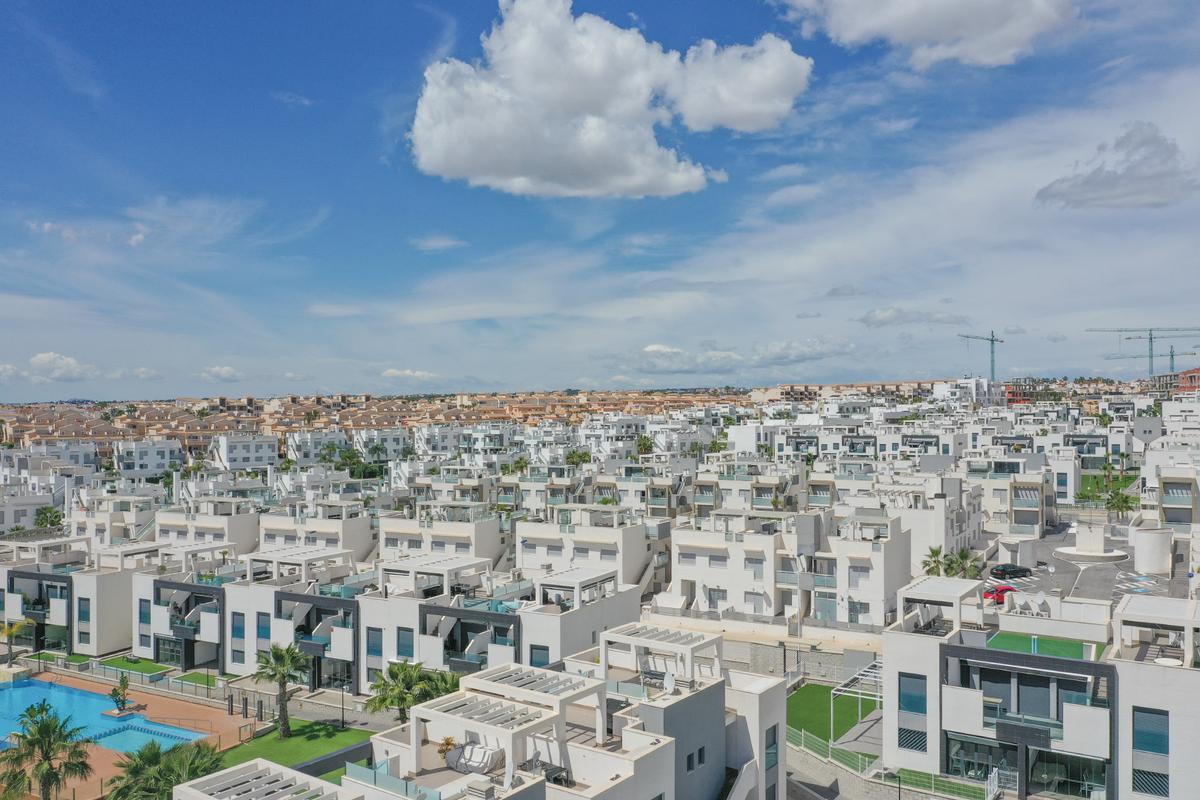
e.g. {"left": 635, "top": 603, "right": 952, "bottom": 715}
{"left": 787, "top": 682, "right": 878, "bottom": 741}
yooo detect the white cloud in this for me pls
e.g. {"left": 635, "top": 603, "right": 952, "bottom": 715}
{"left": 795, "top": 310, "right": 822, "bottom": 319}
{"left": 826, "top": 285, "right": 867, "bottom": 297}
{"left": 107, "top": 367, "right": 161, "bottom": 380}
{"left": 857, "top": 307, "right": 969, "bottom": 327}
{"left": 27, "top": 352, "right": 98, "bottom": 383}
{"left": 755, "top": 163, "right": 809, "bottom": 182}
{"left": 200, "top": 366, "right": 243, "bottom": 383}
{"left": 409, "top": 0, "right": 812, "bottom": 198}
{"left": 1035, "top": 121, "right": 1198, "bottom": 208}
{"left": 874, "top": 116, "right": 918, "bottom": 134}
{"left": 272, "top": 91, "right": 314, "bottom": 107}
{"left": 283, "top": 372, "right": 310, "bottom": 381}
{"left": 0, "top": 364, "right": 20, "bottom": 383}
{"left": 381, "top": 368, "right": 438, "bottom": 380}
{"left": 780, "top": 0, "right": 1075, "bottom": 68}
{"left": 629, "top": 338, "right": 852, "bottom": 375}
{"left": 410, "top": 235, "right": 468, "bottom": 252}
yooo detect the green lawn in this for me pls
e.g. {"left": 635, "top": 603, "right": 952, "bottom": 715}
{"left": 30, "top": 652, "right": 92, "bottom": 664}
{"left": 99, "top": 655, "right": 172, "bottom": 674}
{"left": 787, "top": 682, "right": 878, "bottom": 742}
{"left": 1080, "top": 473, "right": 1136, "bottom": 496}
{"left": 177, "top": 671, "right": 231, "bottom": 687}
{"left": 221, "top": 720, "right": 373, "bottom": 769}
{"left": 986, "top": 632, "right": 1098, "bottom": 660}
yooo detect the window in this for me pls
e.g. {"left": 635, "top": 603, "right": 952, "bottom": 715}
{"left": 548, "top": 545, "right": 563, "bottom": 556}
{"left": 257, "top": 612, "right": 270, "bottom": 639}
{"left": 522, "top": 541, "right": 536, "bottom": 553}
{"left": 679, "top": 552, "right": 696, "bottom": 565}
{"left": 574, "top": 547, "right": 589, "bottom": 558}
{"left": 1133, "top": 707, "right": 1169, "bottom": 755}
{"left": 232, "top": 612, "right": 245, "bottom": 639}
{"left": 77, "top": 597, "right": 90, "bottom": 623}
{"left": 139, "top": 599, "right": 151, "bottom": 625}
{"left": 709, "top": 554, "right": 727, "bottom": 568}
{"left": 766, "top": 784, "right": 776, "bottom": 800}
{"left": 898, "top": 728, "right": 928, "bottom": 752}
{"left": 77, "top": 630, "right": 90, "bottom": 644}
{"left": 385, "top": 537, "right": 399, "bottom": 549}
{"left": 232, "top": 649, "right": 245, "bottom": 664}
{"left": 698, "top": 746, "right": 706, "bottom": 765}
{"left": 899, "top": 673, "right": 927, "bottom": 715}
{"left": 139, "top": 634, "right": 151, "bottom": 648}
{"left": 765, "top": 724, "right": 778, "bottom": 768}
{"left": 600, "top": 549, "right": 617, "bottom": 562}
{"left": 530, "top": 644, "right": 550, "bottom": 668}
{"left": 686, "top": 753, "right": 695, "bottom": 772}
{"left": 397, "top": 627, "right": 414, "bottom": 658}
{"left": 367, "top": 627, "right": 383, "bottom": 657}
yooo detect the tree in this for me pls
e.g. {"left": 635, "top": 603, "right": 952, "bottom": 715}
{"left": 109, "top": 742, "right": 221, "bottom": 800}
{"left": 365, "top": 662, "right": 459, "bottom": 722}
{"left": 1, "top": 621, "right": 26, "bottom": 667}
{"left": 110, "top": 675, "right": 131, "bottom": 714}
{"left": 635, "top": 435, "right": 654, "bottom": 456}
{"left": 33, "top": 507, "right": 62, "bottom": 529}
{"left": 367, "top": 443, "right": 388, "bottom": 463}
{"left": 565, "top": 449, "right": 592, "bottom": 467}
{"left": 1097, "top": 412, "right": 1113, "bottom": 428}
{"left": 253, "top": 644, "right": 307, "bottom": 739}
{"left": 944, "top": 548, "right": 983, "bottom": 579}
{"left": 1101, "top": 462, "right": 1114, "bottom": 491}
{"left": 512, "top": 456, "right": 529, "bottom": 474}
{"left": 921, "top": 546, "right": 946, "bottom": 577}
{"left": 1105, "top": 490, "right": 1137, "bottom": 517}
{"left": 0, "top": 700, "right": 93, "bottom": 800}
{"left": 316, "top": 442, "right": 340, "bottom": 466}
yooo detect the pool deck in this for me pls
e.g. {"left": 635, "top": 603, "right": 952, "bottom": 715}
{"left": 31, "top": 673, "right": 257, "bottom": 800}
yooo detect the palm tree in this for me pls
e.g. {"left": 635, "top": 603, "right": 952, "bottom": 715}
{"left": 1105, "top": 490, "right": 1137, "bottom": 518}
{"left": 636, "top": 435, "right": 654, "bottom": 456}
{"left": 1, "top": 621, "right": 26, "bottom": 667}
{"left": 253, "top": 644, "right": 307, "bottom": 739}
{"left": 110, "top": 742, "right": 222, "bottom": 800}
{"left": 368, "top": 443, "right": 388, "bottom": 463}
{"left": 0, "top": 700, "right": 93, "bottom": 800}
{"left": 920, "top": 546, "right": 946, "bottom": 577}
{"left": 1101, "top": 462, "right": 1114, "bottom": 491}
{"left": 942, "top": 548, "right": 982, "bottom": 579}
{"left": 365, "top": 663, "right": 460, "bottom": 722}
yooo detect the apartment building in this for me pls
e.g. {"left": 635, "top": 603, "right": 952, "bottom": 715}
{"left": 0, "top": 487, "right": 55, "bottom": 532}
{"left": 3, "top": 532, "right": 150, "bottom": 658}
{"left": 352, "top": 427, "right": 412, "bottom": 462}
{"left": 71, "top": 493, "right": 157, "bottom": 545}
{"left": 359, "top": 558, "right": 640, "bottom": 681}
{"left": 516, "top": 505, "right": 670, "bottom": 596}
{"left": 379, "top": 501, "right": 507, "bottom": 567}
{"left": 578, "top": 415, "right": 645, "bottom": 461}
{"left": 155, "top": 497, "right": 261, "bottom": 553}
{"left": 113, "top": 438, "right": 184, "bottom": 478}
{"left": 259, "top": 497, "right": 375, "bottom": 560}
{"left": 209, "top": 433, "right": 279, "bottom": 471}
{"left": 958, "top": 455, "right": 1058, "bottom": 541}
{"left": 591, "top": 462, "right": 687, "bottom": 520}
{"left": 285, "top": 429, "right": 349, "bottom": 466}
{"left": 690, "top": 457, "right": 805, "bottom": 519}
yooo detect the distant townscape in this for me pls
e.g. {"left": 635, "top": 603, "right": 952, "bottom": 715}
{"left": 0, "top": 372, "right": 1197, "bottom": 800}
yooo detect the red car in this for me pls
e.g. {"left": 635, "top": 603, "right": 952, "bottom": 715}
{"left": 984, "top": 585, "right": 1017, "bottom": 603}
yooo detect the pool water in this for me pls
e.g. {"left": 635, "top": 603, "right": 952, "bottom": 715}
{"left": 0, "top": 679, "right": 205, "bottom": 753}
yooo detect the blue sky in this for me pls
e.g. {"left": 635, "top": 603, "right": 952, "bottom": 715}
{"left": 2, "top": 0, "right": 1198, "bottom": 400}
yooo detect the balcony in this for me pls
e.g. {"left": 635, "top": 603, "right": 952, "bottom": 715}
{"left": 752, "top": 497, "right": 776, "bottom": 509}
{"left": 1161, "top": 489, "right": 1193, "bottom": 507}
{"left": 496, "top": 493, "right": 516, "bottom": 505}
{"left": 983, "top": 701, "right": 1063, "bottom": 740}
{"left": 813, "top": 574, "right": 837, "bottom": 589}
{"left": 647, "top": 496, "right": 669, "bottom": 507}
{"left": 777, "top": 570, "right": 799, "bottom": 586}
{"left": 1012, "top": 496, "right": 1041, "bottom": 509}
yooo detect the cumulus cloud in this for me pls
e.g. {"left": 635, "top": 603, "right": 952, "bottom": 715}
{"left": 107, "top": 367, "right": 161, "bottom": 381}
{"left": 631, "top": 339, "right": 852, "bottom": 375}
{"left": 779, "top": 0, "right": 1075, "bottom": 68}
{"left": 381, "top": 368, "right": 438, "bottom": 380}
{"left": 272, "top": 91, "right": 314, "bottom": 107}
{"left": 200, "top": 366, "right": 243, "bottom": 383}
{"left": 1035, "top": 121, "right": 1198, "bottom": 209}
{"left": 27, "top": 352, "right": 98, "bottom": 383}
{"left": 410, "top": 235, "right": 468, "bottom": 252}
{"left": 857, "top": 307, "right": 969, "bottom": 327}
{"left": 409, "top": 0, "right": 813, "bottom": 198}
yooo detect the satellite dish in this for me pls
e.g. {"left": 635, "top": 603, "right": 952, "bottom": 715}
{"left": 664, "top": 670, "right": 677, "bottom": 694}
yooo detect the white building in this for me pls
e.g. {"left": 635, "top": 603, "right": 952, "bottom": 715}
{"left": 113, "top": 438, "right": 184, "bottom": 478}
{"left": 209, "top": 433, "right": 279, "bottom": 471}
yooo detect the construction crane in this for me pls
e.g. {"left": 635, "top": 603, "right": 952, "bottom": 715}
{"left": 958, "top": 330, "right": 1004, "bottom": 383}
{"left": 1087, "top": 327, "right": 1200, "bottom": 377}
{"left": 1107, "top": 346, "right": 1196, "bottom": 374}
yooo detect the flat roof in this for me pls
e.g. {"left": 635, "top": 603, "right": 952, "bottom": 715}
{"left": 536, "top": 566, "right": 617, "bottom": 587}
{"left": 902, "top": 575, "right": 983, "bottom": 602}
{"left": 380, "top": 553, "right": 489, "bottom": 572}
{"left": 465, "top": 664, "right": 603, "bottom": 706}
{"left": 1115, "top": 594, "right": 1200, "bottom": 625}
{"left": 605, "top": 622, "right": 720, "bottom": 649}
{"left": 177, "top": 759, "right": 355, "bottom": 800}
{"left": 245, "top": 546, "right": 353, "bottom": 563}
{"left": 419, "top": 691, "right": 554, "bottom": 734}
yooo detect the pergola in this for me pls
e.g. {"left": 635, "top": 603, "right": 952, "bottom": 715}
{"left": 179, "top": 759, "right": 345, "bottom": 800}
{"left": 409, "top": 691, "right": 557, "bottom": 775}
{"left": 242, "top": 546, "right": 354, "bottom": 583}
{"left": 829, "top": 659, "right": 883, "bottom": 742}
{"left": 464, "top": 664, "right": 608, "bottom": 746}
{"left": 600, "top": 622, "right": 723, "bottom": 685}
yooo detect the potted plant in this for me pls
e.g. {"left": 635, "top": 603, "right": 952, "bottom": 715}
{"left": 107, "top": 674, "right": 133, "bottom": 717}
{"left": 437, "top": 736, "right": 458, "bottom": 763}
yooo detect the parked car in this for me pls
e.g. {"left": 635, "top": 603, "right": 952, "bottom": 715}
{"left": 984, "top": 584, "right": 1017, "bottom": 603}
{"left": 990, "top": 563, "right": 1032, "bottom": 579}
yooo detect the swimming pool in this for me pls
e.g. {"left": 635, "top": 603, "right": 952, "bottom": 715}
{"left": 0, "top": 679, "right": 205, "bottom": 753}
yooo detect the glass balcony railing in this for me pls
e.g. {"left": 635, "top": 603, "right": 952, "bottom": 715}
{"left": 777, "top": 570, "right": 799, "bottom": 585}
{"left": 813, "top": 574, "right": 837, "bottom": 588}
{"left": 648, "top": 496, "right": 669, "bottom": 507}
{"left": 1012, "top": 497, "right": 1040, "bottom": 508}
{"left": 983, "top": 701, "right": 1063, "bottom": 740}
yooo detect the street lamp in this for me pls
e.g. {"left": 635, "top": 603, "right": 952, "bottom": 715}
{"left": 340, "top": 680, "right": 346, "bottom": 729}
